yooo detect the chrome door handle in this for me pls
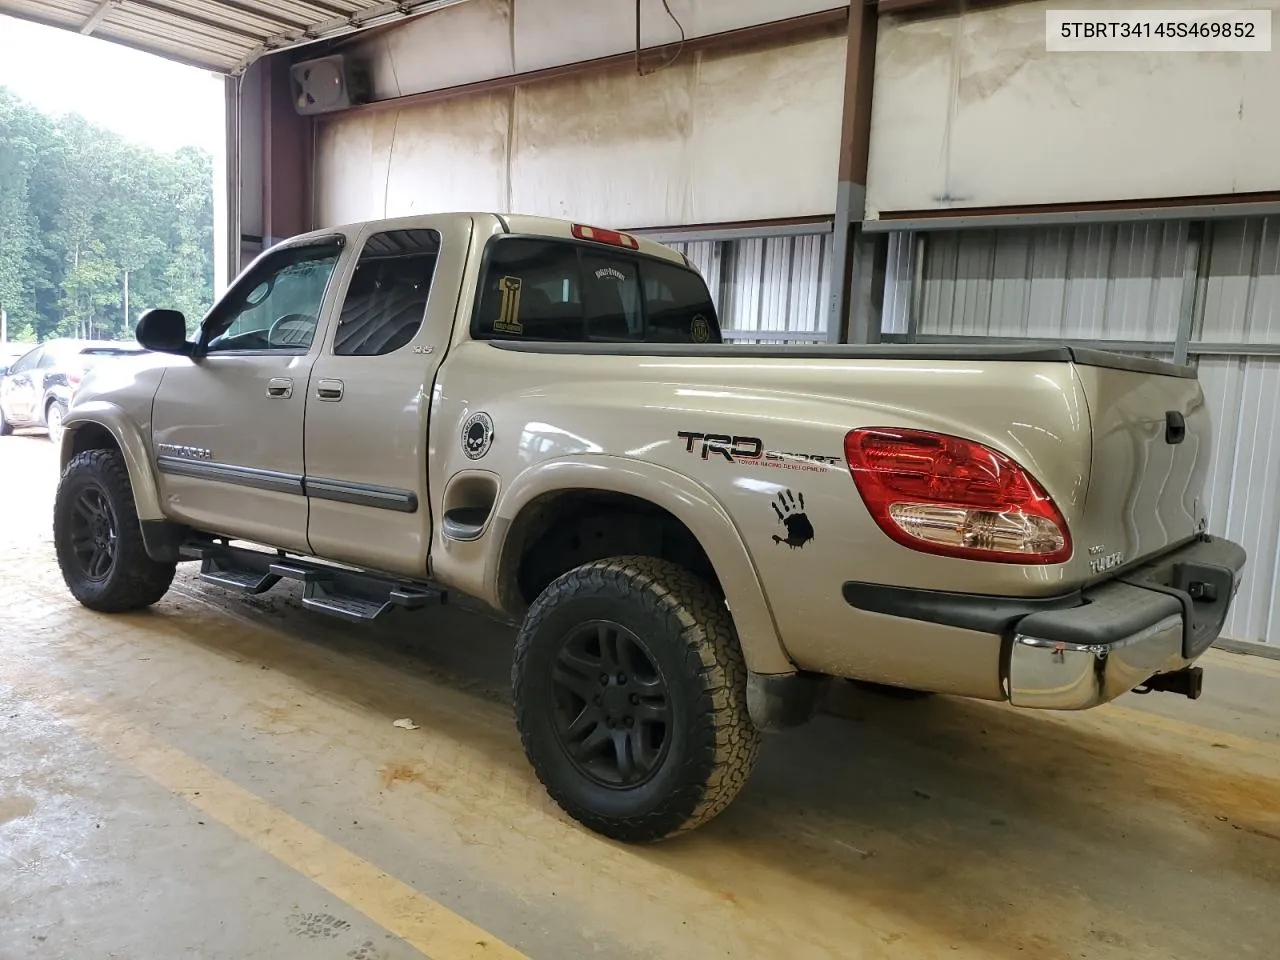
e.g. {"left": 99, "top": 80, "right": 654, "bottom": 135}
{"left": 266, "top": 377, "right": 293, "bottom": 398}
{"left": 316, "top": 379, "right": 344, "bottom": 401}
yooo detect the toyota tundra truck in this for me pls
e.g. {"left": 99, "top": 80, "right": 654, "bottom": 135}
{"left": 52, "top": 212, "right": 1247, "bottom": 843}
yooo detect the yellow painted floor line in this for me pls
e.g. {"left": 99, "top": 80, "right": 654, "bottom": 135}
{"left": 16, "top": 674, "right": 530, "bottom": 960}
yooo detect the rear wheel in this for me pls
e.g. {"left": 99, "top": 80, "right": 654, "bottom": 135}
{"left": 54, "top": 449, "right": 176, "bottom": 612}
{"left": 513, "top": 556, "right": 760, "bottom": 843}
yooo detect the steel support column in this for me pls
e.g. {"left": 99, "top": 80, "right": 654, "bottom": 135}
{"left": 829, "top": 0, "right": 879, "bottom": 343}
{"left": 260, "top": 54, "right": 314, "bottom": 251}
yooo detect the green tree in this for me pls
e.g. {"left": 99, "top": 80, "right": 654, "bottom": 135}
{"left": 0, "top": 85, "right": 214, "bottom": 345}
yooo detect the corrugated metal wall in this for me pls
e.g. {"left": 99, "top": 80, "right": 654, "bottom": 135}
{"left": 900, "top": 217, "right": 1280, "bottom": 646}
{"left": 665, "top": 232, "right": 833, "bottom": 342}
{"left": 913, "top": 222, "right": 1192, "bottom": 342}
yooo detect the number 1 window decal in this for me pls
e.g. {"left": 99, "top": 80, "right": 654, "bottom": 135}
{"left": 495, "top": 276, "right": 524, "bottom": 334}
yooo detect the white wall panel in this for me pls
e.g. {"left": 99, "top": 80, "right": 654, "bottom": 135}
{"left": 377, "top": 0, "right": 513, "bottom": 99}
{"left": 314, "top": 112, "right": 392, "bottom": 228}
{"left": 315, "top": 34, "right": 843, "bottom": 229}
{"left": 314, "top": 93, "right": 511, "bottom": 227}
{"left": 516, "top": 0, "right": 848, "bottom": 74}
{"left": 340, "top": 0, "right": 848, "bottom": 99}
{"left": 510, "top": 63, "right": 696, "bottom": 226}
{"left": 689, "top": 37, "right": 843, "bottom": 223}
{"left": 1198, "top": 356, "right": 1280, "bottom": 645}
{"left": 867, "top": 0, "right": 1280, "bottom": 217}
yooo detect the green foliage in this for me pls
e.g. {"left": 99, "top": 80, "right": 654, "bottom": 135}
{"left": 0, "top": 86, "right": 213, "bottom": 344}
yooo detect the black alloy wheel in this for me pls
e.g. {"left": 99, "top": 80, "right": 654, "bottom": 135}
{"left": 54, "top": 448, "right": 176, "bottom": 612}
{"left": 550, "top": 620, "right": 672, "bottom": 788}
{"left": 67, "top": 485, "right": 119, "bottom": 582}
{"left": 513, "top": 556, "right": 761, "bottom": 843}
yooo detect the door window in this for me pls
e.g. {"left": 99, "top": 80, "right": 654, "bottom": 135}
{"left": 202, "top": 241, "right": 343, "bottom": 354}
{"left": 333, "top": 229, "right": 440, "bottom": 356}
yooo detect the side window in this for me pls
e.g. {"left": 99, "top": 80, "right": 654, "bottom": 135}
{"left": 474, "top": 237, "right": 720, "bottom": 344}
{"left": 37, "top": 350, "right": 59, "bottom": 369}
{"left": 334, "top": 229, "right": 440, "bottom": 356}
{"left": 10, "top": 348, "right": 42, "bottom": 373}
{"left": 203, "top": 241, "right": 343, "bottom": 354}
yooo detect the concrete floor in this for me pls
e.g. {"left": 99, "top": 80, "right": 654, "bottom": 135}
{"left": 2, "top": 431, "right": 1278, "bottom": 960}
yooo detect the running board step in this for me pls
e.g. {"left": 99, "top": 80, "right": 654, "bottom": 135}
{"left": 195, "top": 550, "right": 280, "bottom": 595}
{"left": 180, "top": 543, "right": 446, "bottom": 621}
{"left": 270, "top": 560, "right": 446, "bottom": 623}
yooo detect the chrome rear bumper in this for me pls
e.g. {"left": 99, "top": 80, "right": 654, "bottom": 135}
{"left": 1006, "top": 536, "right": 1245, "bottom": 710}
{"left": 843, "top": 535, "right": 1246, "bottom": 711}
{"left": 1009, "top": 614, "right": 1185, "bottom": 710}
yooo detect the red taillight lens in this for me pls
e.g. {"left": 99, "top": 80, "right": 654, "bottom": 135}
{"left": 571, "top": 223, "right": 640, "bottom": 250}
{"left": 844, "top": 427, "right": 1072, "bottom": 565}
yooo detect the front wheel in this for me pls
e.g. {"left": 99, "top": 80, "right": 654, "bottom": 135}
{"left": 54, "top": 449, "right": 176, "bottom": 612}
{"left": 513, "top": 557, "right": 761, "bottom": 843}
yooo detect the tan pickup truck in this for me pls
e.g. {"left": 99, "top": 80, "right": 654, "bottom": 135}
{"left": 53, "top": 212, "right": 1246, "bottom": 842}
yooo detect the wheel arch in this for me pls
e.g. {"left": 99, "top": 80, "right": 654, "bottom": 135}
{"left": 490, "top": 456, "right": 795, "bottom": 676}
{"left": 60, "top": 401, "right": 165, "bottom": 522}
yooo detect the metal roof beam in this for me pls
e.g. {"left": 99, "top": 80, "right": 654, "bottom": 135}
{"left": 79, "top": 0, "right": 118, "bottom": 34}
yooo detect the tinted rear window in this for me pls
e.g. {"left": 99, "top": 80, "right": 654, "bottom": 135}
{"left": 474, "top": 238, "right": 719, "bottom": 344}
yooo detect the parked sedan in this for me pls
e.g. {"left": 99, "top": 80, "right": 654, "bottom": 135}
{"left": 0, "top": 339, "right": 148, "bottom": 444}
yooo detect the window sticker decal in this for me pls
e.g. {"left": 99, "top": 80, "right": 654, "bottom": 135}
{"left": 495, "top": 276, "right": 524, "bottom": 334}
{"left": 690, "top": 314, "right": 711, "bottom": 343}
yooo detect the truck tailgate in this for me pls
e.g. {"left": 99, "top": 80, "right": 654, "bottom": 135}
{"left": 1070, "top": 353, "right": 1210, "bottom": 580}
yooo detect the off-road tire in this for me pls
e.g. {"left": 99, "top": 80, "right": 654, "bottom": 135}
{"left": 513, "top": 556, "right": 760, "bottom": 842}
{"left": 54, "top": 449, "right": 176, "bottom": 612}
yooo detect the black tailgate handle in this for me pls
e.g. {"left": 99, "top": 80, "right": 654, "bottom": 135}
{"left": 1165, "top": 410, "right": 1186, "bottom": 445}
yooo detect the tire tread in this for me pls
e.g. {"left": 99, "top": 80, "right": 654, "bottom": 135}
{"left": 54, "top": 448, "right": 175, "bottom": 612}
{"left": 513, "top": 556, "right": 760, "bottom": 842}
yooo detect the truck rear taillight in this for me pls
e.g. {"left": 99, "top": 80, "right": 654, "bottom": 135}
{"left": 844, "top": 427, "right": 1072, "bottom": 565}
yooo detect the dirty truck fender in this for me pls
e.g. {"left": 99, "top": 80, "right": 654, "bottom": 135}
{"left": 60, "top": 401, "right": 165, "bottom": 522}
{"left": 490, "top": 455, "right": 796, "bottom": 676}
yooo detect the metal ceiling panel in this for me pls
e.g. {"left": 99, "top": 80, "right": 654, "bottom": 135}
{"left": 0, "top": 0, "right": 474, "bottom": 73}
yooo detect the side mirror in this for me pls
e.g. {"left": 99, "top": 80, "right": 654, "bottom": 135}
{"left": 136, "top": 309, "right": 192, "bottom": 356}
{"left": 0, "top": 365, "right": 9, "bottom": 377}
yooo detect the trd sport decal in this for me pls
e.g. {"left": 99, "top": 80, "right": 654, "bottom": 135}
{"left": 771, "top": 489, "right": 814, "bottom": 550}
{"left": 676, "top": 431, "right": 839, "bottom": 474}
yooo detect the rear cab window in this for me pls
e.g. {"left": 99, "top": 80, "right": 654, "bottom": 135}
{"left": 473, "top": 237, "right": 720, "bottom": 344}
